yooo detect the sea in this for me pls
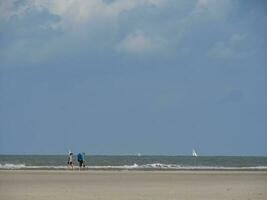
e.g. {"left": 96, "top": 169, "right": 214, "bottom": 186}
{"left": 0, "top": 155, "right": 267, "bottom": 170}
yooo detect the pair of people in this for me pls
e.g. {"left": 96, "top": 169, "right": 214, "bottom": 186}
{"left": 67, "top": 152, "right": 86, "bottom": 170}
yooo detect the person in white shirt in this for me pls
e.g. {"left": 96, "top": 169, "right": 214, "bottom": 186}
{"left": 67, "top": 152, "right": 74, "bottom": 170}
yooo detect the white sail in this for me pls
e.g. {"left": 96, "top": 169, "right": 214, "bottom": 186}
{"left": 192, "top": 149, "right": 198, "bottom": 157}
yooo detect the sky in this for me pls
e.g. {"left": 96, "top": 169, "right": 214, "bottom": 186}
{"left": 0, "top": 0, "right": 266, "bottom": 155}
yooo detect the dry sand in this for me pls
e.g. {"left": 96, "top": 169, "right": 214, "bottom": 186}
{"left": 0, "top": 170, "right": 266, "bottom": 200}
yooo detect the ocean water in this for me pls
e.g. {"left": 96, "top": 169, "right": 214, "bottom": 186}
{"left": 0, "top": 155, "right": 267, "bottom": 170}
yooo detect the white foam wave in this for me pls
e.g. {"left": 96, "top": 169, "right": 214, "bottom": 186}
{"left": 1, "top": 163, "right": 267, "bottom": 170}
{"left": 0, "top": 163, "right": 26, "bottom": 169}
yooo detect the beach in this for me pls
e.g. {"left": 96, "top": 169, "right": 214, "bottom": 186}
{"left": 0, "top": 170, "right": 266, "bottom": 200}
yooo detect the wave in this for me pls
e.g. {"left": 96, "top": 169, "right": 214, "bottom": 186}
{"left": 0, "top": 163, "right": 26, "bottom": 169}
{"left": 1, "top": 163, "right": 267, "bottom": 170}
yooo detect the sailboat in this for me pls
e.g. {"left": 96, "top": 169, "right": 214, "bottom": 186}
{"left": 192, "top": 149, "right": 198, "bottom": 157}
{"left": 192, "top": 149, "right": 198, "bottom": 167}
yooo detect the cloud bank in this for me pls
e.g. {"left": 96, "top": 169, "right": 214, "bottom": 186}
{"left": 0, "top": 0, "right": 265, "bottom": 66}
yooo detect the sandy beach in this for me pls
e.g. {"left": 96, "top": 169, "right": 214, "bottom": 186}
{"left": 0, "top": 170, "right": 266, "bottom": 200}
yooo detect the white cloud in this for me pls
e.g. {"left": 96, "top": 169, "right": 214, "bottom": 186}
{"left": 27, "top": 0, "right": 167, "bottom": 31}
{"left": 208, "top": 33, "right": 249, "bottom": 59}
{"left": 0, "top": 0, "right": 167, "bottom": 28}
{"left": 0, "top": 0, "right": 243, "bottom": 64}
{"left": 0, "top": 0, "right": 31, "bottom": 21}
{"left": 115, "top": 31, "right": 166, "bottom": 54}
{"left": 0, "top": 0, "right": 170, "bottom": 63}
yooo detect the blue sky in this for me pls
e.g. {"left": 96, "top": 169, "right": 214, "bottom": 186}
{"left": 0, "top": 0, "right": 266, "bottom": 155}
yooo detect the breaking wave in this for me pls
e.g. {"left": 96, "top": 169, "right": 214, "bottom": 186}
{"left": 1, "top": 163, "right": 267, "bottom": 170}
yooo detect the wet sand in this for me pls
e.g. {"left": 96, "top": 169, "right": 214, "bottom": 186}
{"left": 0, "top": 170, "right": 266, "bottom": 200}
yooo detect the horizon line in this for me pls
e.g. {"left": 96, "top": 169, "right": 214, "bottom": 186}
{"left": 0, "top": 153, "right": 266, "bottom": 157}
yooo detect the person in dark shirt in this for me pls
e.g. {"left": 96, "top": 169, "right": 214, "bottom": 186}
{"left": 77, "top": 153, "right": 85, "bottom": 170}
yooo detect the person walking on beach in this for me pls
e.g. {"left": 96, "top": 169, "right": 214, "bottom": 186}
{"left": 68, "top": 152, "right": 74, "bottom": 170}
{"left": 82, "top": 152, "right": 86, "bottom": 168}
{"left": 77, "top": 152, "right": 85, "bottom": 170}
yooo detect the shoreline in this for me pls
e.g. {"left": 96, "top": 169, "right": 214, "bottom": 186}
{"left": 1, "top": 166, "right": 267, "bottom": 171}
{"left": 1, "top": 169, "right": 267, "bottom": 173}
